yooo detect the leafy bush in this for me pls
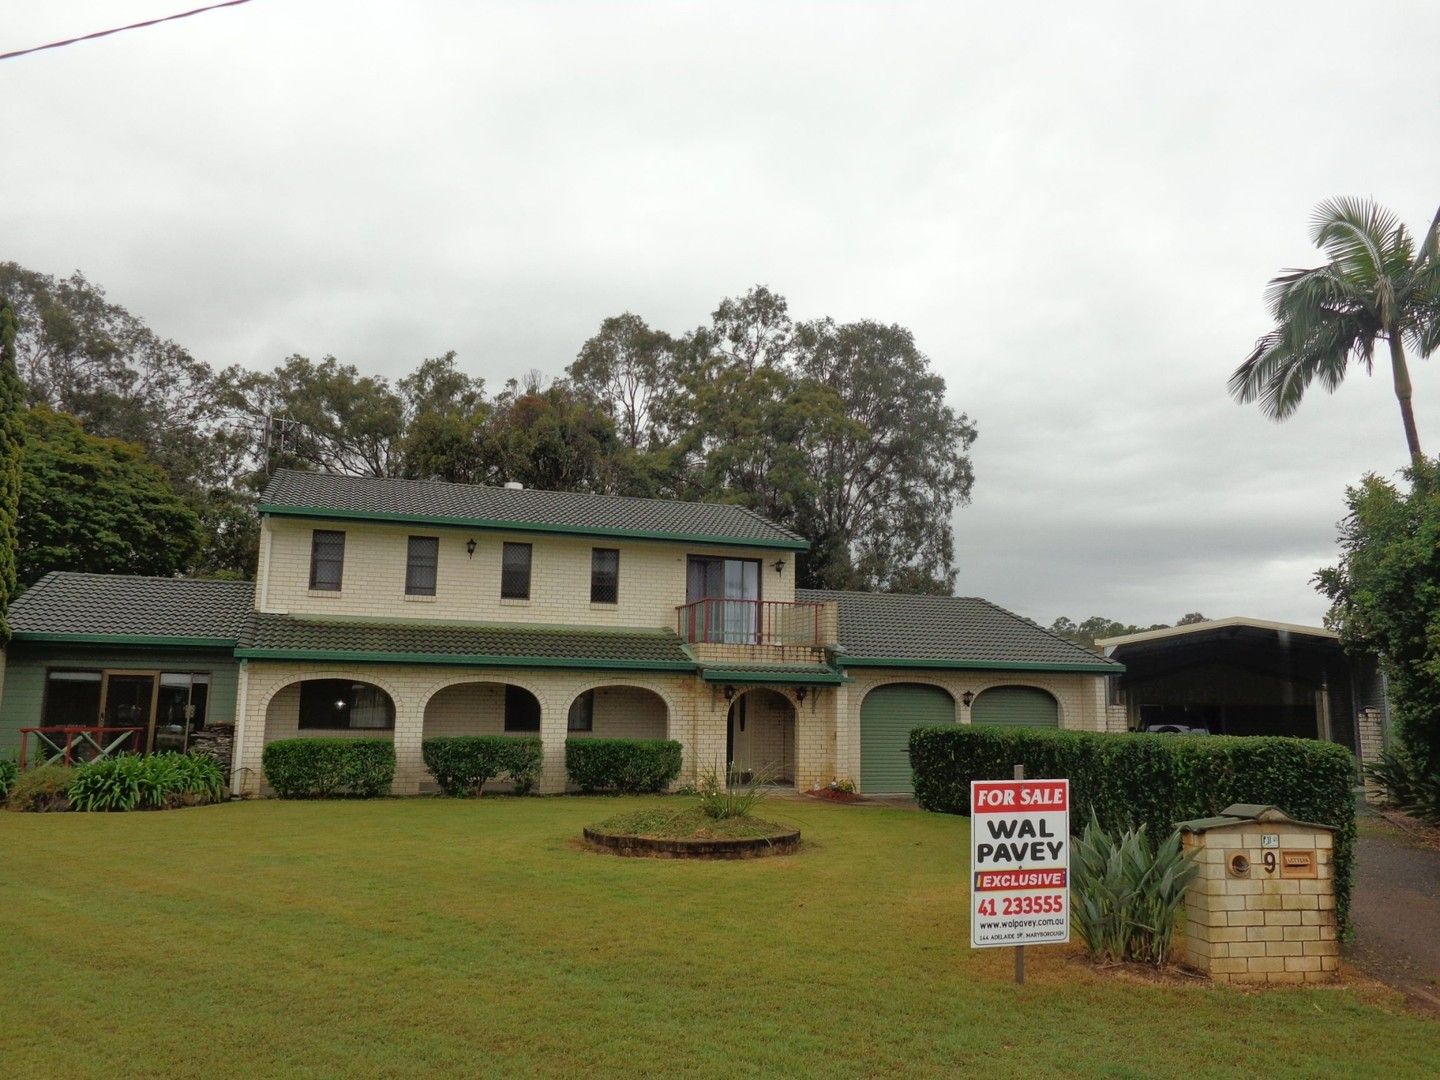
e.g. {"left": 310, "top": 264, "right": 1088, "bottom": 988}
{"left": 421, "top": 736, "right": 543, "bottom": 796}
{"left": 67, "top": 752, "right": 226, "bottom": 812}
{"left": 909, "top": 726, "right": 1358, "bottom": 931}
{"left": 1365, "top": 746, "right": 1440, "bottom": 823}
{"left": 6, "top": 765, "right": 74, "bottom": 812}
{"left": 697, "top": 761, "right": 774, "bottom": 820}
{"left": 0, "top": 756, "right": 17, "bottom": 800}
{"left": 565, "top": 738, "right": 682, "bottom": 794}
{"left": 1071, "top": 812, "right": 1198, "bottom": 966}
{"left": 262, "top": 739, "right": 396, "bottom": 798}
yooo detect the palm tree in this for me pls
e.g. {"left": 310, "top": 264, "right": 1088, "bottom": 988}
{"left": 1230, "top": 197, "right": 1440, "bottom": 463}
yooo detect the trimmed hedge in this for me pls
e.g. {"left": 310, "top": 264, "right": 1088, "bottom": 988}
{"left": 565, "top": 738, "right": 683, "bottom": 794}
{"left": 262, "top": 738, "right": 395, "bottom": 798}
{"left": 421, "top": 736, "right": 542, "bottom": 796}
{"left": 910, "top": 726, "right": 1358, "bottom": 932}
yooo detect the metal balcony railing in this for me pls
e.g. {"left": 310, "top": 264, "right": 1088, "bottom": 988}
{"left": 676, "top": 598, "right": 825, "bottom": 647}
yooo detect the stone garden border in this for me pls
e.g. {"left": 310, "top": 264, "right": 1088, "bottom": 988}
{"left": 582, "top": 825, "right": 801, "bottom": 859}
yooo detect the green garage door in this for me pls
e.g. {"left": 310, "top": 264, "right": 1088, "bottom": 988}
{"left": 971, "top": 686, "right": 1060, "bottom": 727}
{"left": 860, "top": 684, "right": 955, "bottom": 794}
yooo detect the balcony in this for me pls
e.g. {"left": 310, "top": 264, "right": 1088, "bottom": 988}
{"left": 676, "top": 598, "right": 831, "bottom": 649}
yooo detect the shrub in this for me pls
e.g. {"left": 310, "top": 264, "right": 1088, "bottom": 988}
{"left": 1365, "top": 746, "right": 1440, "bottom": 823}
{"left": 0, "top": 756, "right": 17, "bottom": 800}
{"left": 6, "top": 765, "right": 74, "bottom": 812}
{"left": 565, "top": 739, "right": 682, "bottom": 794}
{"left": 262, "top": 739, "right": 396, "bottom": 798}
{"left": 697, "top": 761, "right": 774, "bottom": 820}
{"left": 421, "top": 736, "right": 543, "bottom": 796}
{"left": 909, "top": 726, "right": 1358, "bottom": 931}
{"left": 1071, "top": 812, "right": 1198, "bottom": 966}
{"left": 67, "top": 752, "right": 227, "bottom": 811}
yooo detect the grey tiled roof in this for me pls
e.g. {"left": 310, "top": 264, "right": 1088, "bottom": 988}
{"left": 259, "top": 469, "right": 807, "bottom": 549}
{"left": 238, "top": 612, "right": 695, "bottom": 668}
{"left": 9, "top": 573, "right": 255, "bottom": 643}
{"left": 797, "top": 589, "right": 1122, "bottom": 670}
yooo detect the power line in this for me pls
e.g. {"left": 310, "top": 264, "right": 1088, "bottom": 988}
{"left": 0, "top": 0, "right": 255, "bottom": 63}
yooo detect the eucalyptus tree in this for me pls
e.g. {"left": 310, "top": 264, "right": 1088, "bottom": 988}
{"left": 1230, "top": 198, "right": 1440, "bottom": 463}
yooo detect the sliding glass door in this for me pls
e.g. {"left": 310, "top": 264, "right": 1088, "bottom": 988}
{"left": 686, "top": 556, "right": 761, "bottom": 643}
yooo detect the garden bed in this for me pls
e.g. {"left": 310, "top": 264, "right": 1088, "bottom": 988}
{"left": 583, "top": 806, "right": 800, "bottom": 858}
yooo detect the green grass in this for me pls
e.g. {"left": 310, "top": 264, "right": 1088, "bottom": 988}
{"left": 1, "top": 797, "right": 1436, "bottom": 1078}
{"left": 592, "top": 804, "right": 792, "bottom": 839}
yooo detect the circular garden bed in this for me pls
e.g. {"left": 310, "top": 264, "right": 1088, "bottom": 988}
{"left": 583, "top": 807, "right": 800, "bottom": 859}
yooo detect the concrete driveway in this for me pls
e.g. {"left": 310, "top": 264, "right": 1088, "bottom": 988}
{"left": 1346, "top": 812, "right": 1440, "bottom": 1012}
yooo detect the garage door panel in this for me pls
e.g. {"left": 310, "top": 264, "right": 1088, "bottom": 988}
{"left": 970, "top": 686, "right": 1059, "bottom": 728}
{"left": 860, "top": 684, "right": 955, "bottom": 794}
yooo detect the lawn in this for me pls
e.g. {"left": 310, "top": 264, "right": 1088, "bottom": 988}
{"left": 2, "top": 796, "right": 1436, "bottom": 1079}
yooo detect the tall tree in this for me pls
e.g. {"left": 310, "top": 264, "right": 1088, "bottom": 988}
{"left": 0, "top": 299, "right": 23, "bottom": 640}
{"left": 1230, "top": 198, "right": 1440, "bottom": 463}
{"left": 569, "top": 314, "right": 674, "bottom": 451}
{"left": 17, "top": 407, "right": 203, "bottom": 583}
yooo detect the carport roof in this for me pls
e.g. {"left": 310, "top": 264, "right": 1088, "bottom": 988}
{"left": 236, "top": 612, "right": 696, "bottom": 670}
{"left": 8, "top": 572, "right": 255, "bottom": 646}
{"left": 1096, "top": 617, "right": 1340, "bottom": 649}
{"left": 797, "top": 589, "right": 1122, "bottom": 673}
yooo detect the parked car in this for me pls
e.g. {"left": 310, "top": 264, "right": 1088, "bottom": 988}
{"left": 1142, "top": 723, "right": 1211, "bottom": 735}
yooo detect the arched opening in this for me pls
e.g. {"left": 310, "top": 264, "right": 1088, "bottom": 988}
{"left": 727, "top": 688, "right": 795, "bottom": 785}
{"left": 970, "top": 685, "right": 1060, "bottom": 728}
{"left": 264, "top": 678, "right": 396, "bottom": 743}
{"left": 565, "top": 686, "right": 668, "bottom": 741}
{"left": 423, "top": 682, "right": 542, "bottom": 739}
{"left": 860, "top": 682, "right": 956, "bottom": 794}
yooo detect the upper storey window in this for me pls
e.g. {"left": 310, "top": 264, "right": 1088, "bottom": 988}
{"left": 501, "top": 542, "right": 532, "bottom": 600}
{"left": 590, "top": 548, "right": 619, "bottom": 604}
{"left": 406, "top": 535, "right": 439, "bottom": 596}
{"left": 309, "top": 530, "right": 346, "bottom": 591}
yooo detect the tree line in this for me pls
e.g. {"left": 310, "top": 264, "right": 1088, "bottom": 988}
{"left": 0, "top": 263, "right": 977, "bottom": 599}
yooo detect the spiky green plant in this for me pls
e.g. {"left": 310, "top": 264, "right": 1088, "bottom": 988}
{"left": 696, "top": 760, "right": 776, "bottom": 820}
{"left": 1070, "top": 813, "right": 1198, "bottom": 967}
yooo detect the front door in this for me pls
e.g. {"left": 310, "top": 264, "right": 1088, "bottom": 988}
{"left": 102, "top": 673, "right": 157, "bottom": 752}
{"left": 727, "top": 696, "right": 754, "bottom": 777}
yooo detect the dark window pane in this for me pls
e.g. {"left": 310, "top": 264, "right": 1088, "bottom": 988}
{"left": 501, "top": 542, "right": 532, "bottom": 599}
{"left": 504, "top": 685, "right": 540, "bottom": 732}
{"left": 43, "top": 671, "right": 102, "bottom": 726}
{"left": 406, "top": 535, "right": 439, "bottom": 596}
{"left": 310, "top": 530, "right": 346, "bottom": 591}
{"left": 298, "top": 679, "right": 395, "bottom": 730}
{"left": 590, "top": 548, "right": 619, "bottom": 604}
{"left": 568, "top": 690, "right": 594, "bottom": 732}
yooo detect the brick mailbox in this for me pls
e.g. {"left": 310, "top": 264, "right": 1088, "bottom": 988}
{"left": 1175, "top": 804, "right": 1338, "bottom": 985}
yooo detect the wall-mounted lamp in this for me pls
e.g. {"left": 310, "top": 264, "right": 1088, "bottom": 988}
{"left": 961, "top": 691, "right": 974, "bottom": 707}
{"left": 723, "top": 684, "right": 737, "bottom": 701}
{"left": 794, "top": 686, "right": 808, "bottom": 703}
{"left": 772, "top": 559, "right": 785, "bottom": 574}
{"left": 466, "top": 538, "right": 477, "bottom": 559}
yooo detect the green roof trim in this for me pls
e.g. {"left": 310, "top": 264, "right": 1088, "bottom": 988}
{"left": 233, "top": 647, "right": 696, "bottom": 671}
{"left": 12, "top": 631, "right": 237, "bottom": 649}
{"left": 836, "top": 656, "right": 1125, "bottom": 674}
{"left": 700, "top": 667, "right": 848, "bottom": 685}
{"left": 258, "top": 503, "right": 808, "bottom": 550}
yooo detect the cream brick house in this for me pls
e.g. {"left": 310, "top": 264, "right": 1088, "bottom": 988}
{"left": 0, "top": 470, "right": 1123, "bottom": 795}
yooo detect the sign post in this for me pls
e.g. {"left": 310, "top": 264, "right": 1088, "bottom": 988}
{"left": 970, "top": 768, "right": 1070, "bottom": 982}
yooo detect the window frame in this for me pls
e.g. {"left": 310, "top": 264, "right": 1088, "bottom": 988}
{"left": 500, "top": 541, "right": 533, "bottom": 600}
{"left": 590, "top": 548, "right": 620, "bottom": 605}
{"left": 297, "top": 679, "right": 396, "bottom": 731}
{"left": 309, "top": 529, "right": 347, "bottom": 592}
{"left": 568, "top": 689, "right": 595, "bottom": 732}
{"left": 503, "top": 684, "right": 541, "bottom": 732}
{"left": 405, "top": 534, "right": 440, "bottom": 597}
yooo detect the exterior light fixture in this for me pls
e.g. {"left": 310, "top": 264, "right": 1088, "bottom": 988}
{"left": 466, "top": 538, "right": 477, "bottom": 559}
{"left": 794, "top": 686, "right": 808, "bottom": 702}
{"left": 961, "top": 691, "right": 974, "bottom": 707}
{"left": 723, "top": 685, "right": 736, "bottom": 701}
{"left": 772, "top": 559, "right": 785, "bottom": 574}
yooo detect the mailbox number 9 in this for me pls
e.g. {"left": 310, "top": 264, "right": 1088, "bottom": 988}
{"left": 1263, "top": 851, "right": 1277, "bottom": 875}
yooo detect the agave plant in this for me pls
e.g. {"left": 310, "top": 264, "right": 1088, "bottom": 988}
{"left": 1070, "top": 812, "right": 1198, "bottom": 966}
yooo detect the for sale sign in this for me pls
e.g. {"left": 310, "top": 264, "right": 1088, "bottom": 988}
{"left": 970, "top": 779, "right": 1070, "bottom": 948}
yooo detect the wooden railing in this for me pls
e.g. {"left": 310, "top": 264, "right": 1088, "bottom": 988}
{"left": 676, "top": 598, "right": 825, "bottom": 647}
{"left": 18, "top": 726, "right": 145, "bottom": 769}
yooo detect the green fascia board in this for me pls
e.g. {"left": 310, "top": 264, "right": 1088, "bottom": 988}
{"left": 11, "top": 632, "right": 238, "bottom": 649}
{"left": 234, "top": 647, "right": 698, "bottom": 672}
{"left": 258, "top": 504, "right": 809, "bottom": 551}
{"left": 836, "top": 656, "right": 1125, "bottom": 675}
{"left": 701, "top": 668, "right": 848, "bottom": 685}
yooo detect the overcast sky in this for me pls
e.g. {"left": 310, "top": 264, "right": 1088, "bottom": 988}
{"left": 4, "top": 2, "right": 1439, "bottom": 626}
